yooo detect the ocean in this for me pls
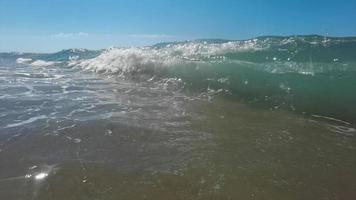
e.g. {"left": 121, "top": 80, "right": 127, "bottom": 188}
{"left": 0, "top": 35, "right": 355, "bottom": 199}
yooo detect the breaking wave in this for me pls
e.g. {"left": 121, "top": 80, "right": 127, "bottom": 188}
{"left": 4, "top": 35, "right": 356, "bottom": 123}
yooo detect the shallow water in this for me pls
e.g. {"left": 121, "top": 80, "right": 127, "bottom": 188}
{"left": 1, "top": 36, "right": 356, "bottom": 199}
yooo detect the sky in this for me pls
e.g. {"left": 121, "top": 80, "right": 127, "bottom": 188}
{"left": 1, "top": 0, "right": 356, "bottom": 52}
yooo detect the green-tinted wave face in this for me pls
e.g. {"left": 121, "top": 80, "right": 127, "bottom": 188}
{"left": 6, "top": 35, "right": 356, "bottom": 123}
{"left": 225, "top": 36, "right": 356, "bottom": 63}
{"left": 162, "top": 62, "right": 356, "bottom": 123}
{"left": 154, "top": 35, "right": 356, "bottom": 123}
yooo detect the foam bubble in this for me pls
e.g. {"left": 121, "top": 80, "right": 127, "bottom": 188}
{"left": 34, "top": 172, "right": 48, "bottom": 180}
{"left": 16, "top": 58, "right": 32, "bottom": 64}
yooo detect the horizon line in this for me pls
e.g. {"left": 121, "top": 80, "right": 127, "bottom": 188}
{"left": 1, "top": 34, "right": 356, "bottom": 54}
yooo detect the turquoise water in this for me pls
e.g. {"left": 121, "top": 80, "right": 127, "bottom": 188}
{"left": 0, "top": 35, "right": 355, "bottom": 199}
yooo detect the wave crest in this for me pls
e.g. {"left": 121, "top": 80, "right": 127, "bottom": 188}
{"left": 69, "top": 40, "right": 261, "bottom": 74}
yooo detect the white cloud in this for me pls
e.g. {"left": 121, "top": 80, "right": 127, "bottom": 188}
{"left": 128, "top": 34, "right": 174, "bottom": 39}
{"left": 50, "top": 32, "right": 89, "bottom": 39}
{"left": 49, "top": 32, "right": 174, "bottom": 40}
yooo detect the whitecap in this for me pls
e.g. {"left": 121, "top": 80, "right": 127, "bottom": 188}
{"left": 69, "top": 41, "right": 263, "bottom": 75}
{"left": 16, "top": 58, "right": 32, "bottom": 64}
{"left": 30, "top": 60, "right": 60, "bottom": 67}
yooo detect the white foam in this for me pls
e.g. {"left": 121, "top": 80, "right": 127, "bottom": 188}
{"left": 5, "top": 115, "right": 47, "bottom": 128}
{"left": 311, "top": 114, "right": 351, "bottom": 125}
{"left": 34, "top": 172, "right": 48, "bottom": 180}
{"left": 30, "top": 60, "right": 60, "bottom": 67}
{"left": 70, "top": 41, "right": 262, "bottom": 75}
{"left": 16, "top": 58, "right": 32, "bottom": 64}
{"left": 16, "top": 58, "right": 59, "bottom": 67}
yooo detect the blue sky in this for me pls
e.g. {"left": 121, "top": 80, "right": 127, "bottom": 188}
{"left": 1, "top": 0, "right": 356, "bottom": 52}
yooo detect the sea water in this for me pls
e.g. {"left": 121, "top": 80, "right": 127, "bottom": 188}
{"left": 0, "top": 35, "right": 355, "bottom": 199}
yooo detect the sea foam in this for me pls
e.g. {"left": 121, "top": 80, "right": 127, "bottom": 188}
{"left": 16, "top": 58, "right": 33, "bottom": 64}
{"left": 16, "top": 57, "right": 60, "bottom": 67}
{"left": 69, "top": 40, "right": 261, "bottom": 74}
